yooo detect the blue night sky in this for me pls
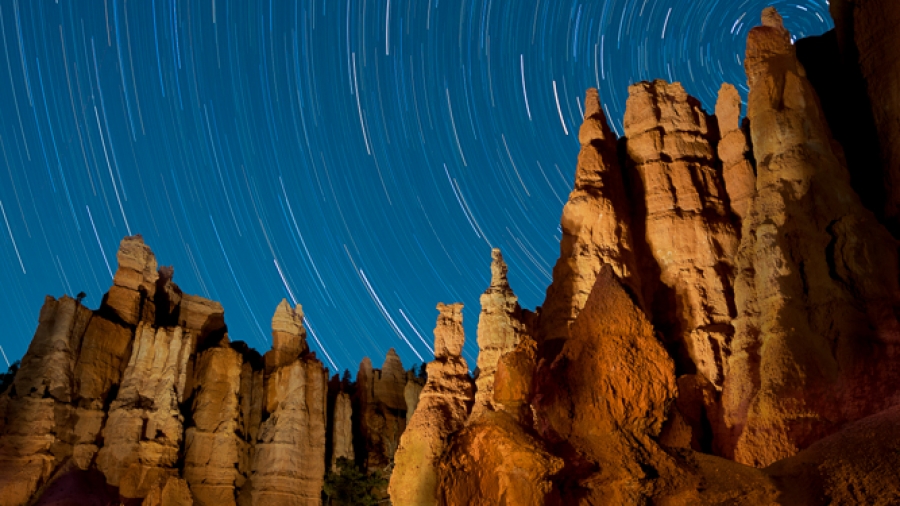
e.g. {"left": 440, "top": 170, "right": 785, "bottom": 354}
{"left": 0, "top": 0, "right": 831, "bottom": 374}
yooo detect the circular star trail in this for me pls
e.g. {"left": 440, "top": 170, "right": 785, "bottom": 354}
{"left": 0, "top": 0, "right": 831, "bottom": 374}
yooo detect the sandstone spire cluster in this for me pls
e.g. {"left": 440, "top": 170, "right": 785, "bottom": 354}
{"left": 0, "top": 236, "right": 424, "bottom": 506}
{"left": 4, "top": 5, "right": 900, "bottom": 505}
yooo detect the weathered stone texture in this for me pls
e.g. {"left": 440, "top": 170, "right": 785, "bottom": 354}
{"left": 472, "top": 249, "right": 529, "bottom": 417}
{"left": 388, "top": 303, "right": 474, "bottom": 506}
{"left": 624, "top": 79, "right": 739, "bottom": 389}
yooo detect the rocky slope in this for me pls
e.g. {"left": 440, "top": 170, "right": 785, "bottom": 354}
{"left": 3, "top": 5, "right": 900, "bottom": 505}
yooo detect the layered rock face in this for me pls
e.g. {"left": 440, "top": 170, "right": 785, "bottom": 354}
{"left": 183, "top": 344, "right": 246, "bottom": 505}
{"left": 0, "top": 237, "right": 382, "bottom": 506}
{"left": 388, "top": 303, "right": 475, "bottom": 506}
{"left": 624, "top": 80, "right": 740, "bottom": 388}
{"left": 95, "top": 324, "right": 194, "bottom": 497}
{"left": 0, "top": 296, "right": 92, "bottom": 506}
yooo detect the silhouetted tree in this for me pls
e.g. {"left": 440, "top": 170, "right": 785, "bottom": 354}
{"left": 0, "top": 360, "right": 21, "bottom": 395}
{"left": 76, "top": 291, "right": 86, "bottom": 304}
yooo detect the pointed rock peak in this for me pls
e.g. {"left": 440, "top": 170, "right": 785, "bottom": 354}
{"left": 761, "top": 6, "right": 784, "bottom": 29}
{"left": 272, "top": 298, "right": 304, "bottom": 336}
{"left": 584, "top": 87, "right": 602, "bottom": 118}
{"left": 578, "top": 88, "right": 616, "bottom": 145}
{"left": 572, "top": 265, "right": 650, "bottom": 341}
{"left": 382, "top": 347, "right": 405, "bottom": 375}
{"left": 358, "top": 356, "right": 374, "bottom": 376}
{"left": 489, "top": 248, "right": 511, "bottom": 290}
{"left": 716, "top": 83, "right": 743, "bottom": 134}
{"left": 434, "top": 302, "right": 465, "bottom": 359}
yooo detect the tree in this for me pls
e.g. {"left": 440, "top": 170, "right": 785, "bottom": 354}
{"left": 0, "top": 360, "right": 20, "bottom": 395}
{"left": 323, "top": 457, "right": 389, "bottom": 506}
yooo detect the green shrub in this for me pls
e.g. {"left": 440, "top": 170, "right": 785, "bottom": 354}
{"left": 323, "top": 457, "right": 389, "bottom": 505}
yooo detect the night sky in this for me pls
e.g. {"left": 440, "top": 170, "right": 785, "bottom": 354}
{"left": 0, "top": 0, "right": 832, "bottom": 375}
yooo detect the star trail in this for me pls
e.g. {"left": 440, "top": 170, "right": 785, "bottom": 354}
{"left": 0, "top": 0, "right": 831, "bottom": 374}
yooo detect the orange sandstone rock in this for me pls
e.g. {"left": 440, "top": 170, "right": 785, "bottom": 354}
{"left": 472, "top": 249, "right": 529, "bottom": 417}
{"left": 388, "top": 303, "right": 474, "bottom": 506}
{"left": 538, "top": 89, "right": 643, "bottom": 352}
{"left": 716, "top": 83, "right": 756, "bottom": 224}
{"left": 624, "top": 79, "right": 740, "bottom": 389}
{"left": 722, "top": 7, "right": 900, "bottom": 466}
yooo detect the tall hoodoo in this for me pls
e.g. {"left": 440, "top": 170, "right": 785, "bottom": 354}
{"left": 722, "top": 7, "right": 900, "bottom": 466}
{"left": 388, "top": 303, "right": 474, "bottom": 506}
{"left": 623, "top": 79, "right": 740, "bottom": 389}
{"left": 248, "top": 303, "right": 327, "bottom": 506}
{"left": 538, "top": 88, "right": 642, "bottom": 352}
{"left": 472, "top": 249, "right": 529, "bottom": 417}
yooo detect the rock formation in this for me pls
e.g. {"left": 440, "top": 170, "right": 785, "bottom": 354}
{"left": 624, "top": 79, "right": 740, "bottom": 388}
{"left": 471, "top": 249, "right": 529, "bottom": 417}
{"left": 403, "top": 377, "right": 424, "bottom": 424}
{"left": 354, "top": 348, "right": 410, "bottom": 472}
{"left": 248, "top": 303, "right": 327, "bottom": 506}
{"left": 388, "top": 303, "right": 474, "bottom": 506}
{"left": 183, "top": 345, "right": 246, "bottom": 505}
{"left": 95, "top": 324, "right": 194, "bottom": 497}
{"left": 328, "top": 392, "right": 354, "bottom": 471}
{"left": 715, "top": 83, "right": 756, "bottom": 224}
{"left": 0, "top": 296, "right": 92, "bottom": 506}
{"left": 538, "top": 88, "right": 643, "bottom": 352}
{"left": 721, "top": 7, "right": 900, "bottom": 466}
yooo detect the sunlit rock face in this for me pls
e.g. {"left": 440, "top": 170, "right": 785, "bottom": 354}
{"left": 388, "top": 303, "right": 474, "bottom": 506}
{"left": 624, "top": 79, "right": 740, "bottom": 390}
{"left": 471, "top": 249, "right": 530, "bottom": 418}
{"left": 538, "top": 88, "right": 643, "bottom": 354}
{"left": 721, "top": 6, "right": 900, "bottom": 467}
